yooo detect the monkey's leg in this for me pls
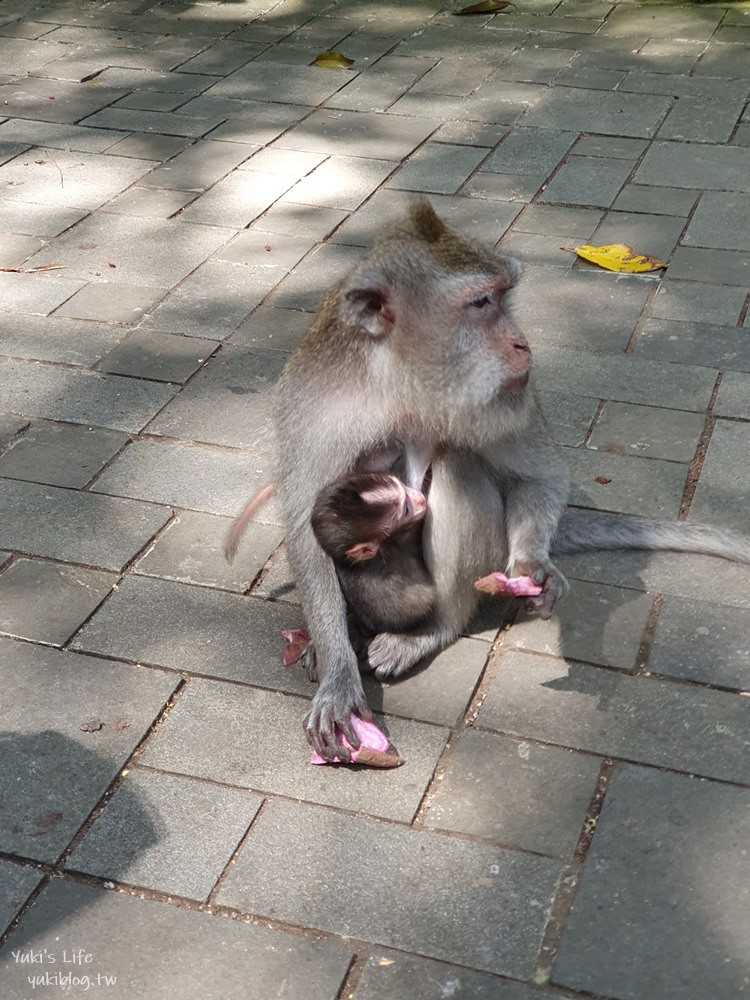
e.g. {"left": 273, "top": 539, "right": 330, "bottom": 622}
{"left": 366, "top": 453, "right": 506, "bottom": 680}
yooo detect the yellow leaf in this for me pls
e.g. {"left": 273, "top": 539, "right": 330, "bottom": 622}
{"left": 314, "top": 50, "right": 354, "bottom": 69}
{"left": 454, "top": 0, "right": 512, "bottom": 14}
{"left": 569, "top": 243, "right": 667, "bottom": 273}
{"left": 378, "top": 958, "right": 395, "bottom": 967}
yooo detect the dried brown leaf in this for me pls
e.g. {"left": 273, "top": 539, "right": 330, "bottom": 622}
{"left": 454, "top": 0, "right": 512, "bottom": 14}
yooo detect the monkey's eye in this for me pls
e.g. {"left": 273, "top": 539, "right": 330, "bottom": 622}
{"left": 403, "top": 497, "right": 412, "bottom": 518}
{"left": 469, "top": 292, "right": 493, "bottom": 309}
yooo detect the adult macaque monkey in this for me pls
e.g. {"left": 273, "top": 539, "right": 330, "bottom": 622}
{"left": 272, "top": 198, "right": 750, "bottom": 761}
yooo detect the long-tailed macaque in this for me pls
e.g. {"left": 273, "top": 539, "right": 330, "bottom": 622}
{"left": 268, "top": 198, "right": 750, "bottom": 760}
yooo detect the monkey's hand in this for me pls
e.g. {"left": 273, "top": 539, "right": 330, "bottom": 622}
{"left": 512, "top": 559, "right": 569, "bottom": 620}
{"left": 304, "top": 667, "right": 373, "bottom": 762}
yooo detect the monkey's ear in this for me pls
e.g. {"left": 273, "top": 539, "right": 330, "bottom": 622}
{"left": 345, "top": 540, "right": 380, "bottom": 562}
{"left": 409, "top": 197, "right": 445, "bottom": 243}
{"left": 343, "top": 286, "right": 395, "bottom": 339}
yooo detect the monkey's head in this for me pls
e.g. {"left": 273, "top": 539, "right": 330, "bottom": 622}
{"left": 311, "top": 473, "right": 426, "bottom": 564}
{"left": 339, "top": 198, "right": 530, "bottom": 443}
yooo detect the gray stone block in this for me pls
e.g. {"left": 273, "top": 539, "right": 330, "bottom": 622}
{"left": 0, "top": 420, "right": 127, "bottom": 488}
{"left": 0, "top": 557, "right": 116, "bottom": 645}
{"left": 434, "top": 120, "right": 508, "bottom": 147}
{"left": 694, "top": 42, "right": 750, "bottom": 80}
{"left": 27, "top": 214, "right": 229, "bottom": 286}
{"left": 508, "top": 578, "right": 653, "bottom": 669}
{"left": 284, "top": 154, "right": 395, "bottom": 210}
{"left": 513, "top": 204, "right": 603, "bottom": 240}
{"left": 684, "top": 191, "right": 750, "bottom": 251}
{"left": 0, "top": 314, "right": 124, "bottom": 365}
{"left": 0, "top": 478, "right": 171, "bottom": 571}
{"left": 0, "top": 77, "right": 127, "bottom": 124}
{"left": 425, "top": 729, "right": 600, "bottom": 858}
{"left": 82, "top": 107, "right": 224, "bottom": 138}
{"left": 67, "top": 768, "right": 262, "bottom": 899}
{"left": 135, "top": 509, "right": 282, "bottom": 592}
{"left": 690, "top": 420, "right": 750, "bottom": 534}
{"left": 567, "top": 447, "right": 687, "bottom": 518}
{"left": 523, "top": 87, "right": 671, "bottom": 138}
{"left": 0, "top": 147, "right": 154, "bottom": 209}
{"left": 72, "top": 575, "right": 311, "bottom": 691}
{"left": 589, "top": 210, "right": 685, "bottom": 264}
{"left": 599, "top": 4, "right": 723, "bottom": 40}
{"left": 141, "top": 679, "right": 448, "bottom": 822}
{"left": 230, "top": 305, "right": 311, "bottom": 352}
{"left": 205, "top": 60, "right": 350, "bottom": 107}
{"left": 326, "top": 69, "right": 421, "bottom": 114}
{"left": 491, "top": 44, "right": 578, "bottom": 85}
{"left": 613, "top": 183, "right": 698, "bottom": 218}
{"left": 0, "top": 639, "right": 178, "bottom": 860}
{"left": 177, "top": 40, "right": 264, "bottom": 76}
{"left": 0, "top": 880, "right": 352, "bottom": 1000}
{"left": 274, "top": 108, "right": 438, "bottom": 160}
{"left": 553, "top": 766, "right": 750, "bottom": 1000}
{"left": 138, "top": 138, "right": 253, "bottom": 191}
{"left": 587, "top": 401, "right": 704, "bottom": 464}
{"left": 634, "top": 39, "right": 707, "bottom": 75}
{"left": 651, "top": 280, "right": 746, "bottom": 327}
{"left": 177, "top": 169, "right": 294, "bottom": 227}
{"left": 636, "top": 319, "right": 750, "bottom": 373}
{"left": 214, "top": 228, "right": 315, "bottom": 271}
{"left": 387, "top": 142, "right": 487, "bottom": 195}
{"left": 482, "top": 127, "right": 577, "bottom": 176}
{"left": 658, "top": 96, "right": 744, "bottom": 145}
{"left": 217, "top": 799, "right": 562, "bottom": 978}
{"left": 0, "top": 860, "right": 43, "bottom": 935}
{"left": 714, "top": 371, "right": 750, "bottom": 419}
{"left": 556, "top": 65, "right": 626, "bottom": 90}
{"left": 98, "top": 330, "right": 218, "bottom": 382}
{"left": 142, "top": 347, "right": 286, "bottom": 449}
{"left": 55, "top": 282, "right": 167, "bottom": 324}
{"left": 0, "top": 415, "right": 28, "bottom": 452}
{"left": 0, "top": 118, "right": 122, "bottom": 153}
{"left": 480, "top": 649, "right": 750, "bottom": 784}
{"left": 538, "top": 391, "right": 599, "bottom": 447}
{"left": 0, "top": 231, "right": 44, "bottom": 266}
{"left": 650, "top": 596, "right": 750, "bottom": 690}
{"left": 539, "top": 155, "right": 633, "bottom": 208}
{"left": 635, "top": 141, "right": 750, "bottom": 192}
{"left": 105, "top": 132, "right": 191, "bottom": 161}
{"left": 0, "top": 200, "right": 86, "bottom": 237}
{"left": 252, "top": 200, "right": 348, "bottom": 239}
{"left": 409, "top": 57, "right": 496, "bottom": 97}
{"left": 266, "top": 242, "right": 364, "bottom": 310}
{"left": 99, "top": 186, "right": 197, "bottom": 219}
{"left": 572, "top": 135, "right": 647, "bottom": 160}
{"left": 534, "top": 345, "right": 716, "bottom": 412}
{"left": 198, "top": 103, "right": 310, "bottom": 147}
{"left": 667, "top": 247, "right": 750, "bottom": 287}
{"left": 237, "top": 146, "right": 327, "bottom": 179}
{"left": 115, "top": 90, "right": 188, "bottom": 113}
{"left": 465, "top": 173, "right": 545, "bottom": 204}
{"left": 513, "top": 267, "right": 650, "bottom": 354}
{"left": 0, "top": 269, "right": 85, "bottom": 316}
{"left": 620, "top": 72, "right": 730, "bottom": 99}
{"left": 0, "top": 359, "right": 176, "bottom": 432}
{"left": 354, "top": 950, "right": 549, "bottom": 1000}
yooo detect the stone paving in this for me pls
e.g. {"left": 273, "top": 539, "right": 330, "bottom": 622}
{"left": 0, "top": 0, "right": 749, "bottom": 997}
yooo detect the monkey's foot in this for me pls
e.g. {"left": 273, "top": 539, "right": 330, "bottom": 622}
{"left": 512, "top": 559, "right": 569, "bottom": 619}
{"left": 474, "top": 572, "right": 542, "bottom": 597}
{"left": 310, "top": 716, "right": 404, "bottom": 768}
{"left": 366, "top": 631, "right": 443, "bottom": 681}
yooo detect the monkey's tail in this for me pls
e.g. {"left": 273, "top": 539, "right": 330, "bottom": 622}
{"left": 224, "top": 483, "right": 275, "bottom": 563}
{"left": 552, "top": 508, "right": 750, "bottom": 565}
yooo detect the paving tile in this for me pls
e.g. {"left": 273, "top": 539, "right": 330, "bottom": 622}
{"left": 141, "top": 678, "right": 448, "bottom": 822}
{"left": 636, "top": 140, "right": 750, "bottom": 192}
{"left": 197, "top": 103, "right": 311, "bottom": 146}
{"left": 513, "top": 204, "right": 603, "bottom": 240}
{"left": 100, "top": 186, "right": 197, "bottom": 219}
{"left": 733, "top": 123, "right": 750, "bottom": 147}
{"left": 266, "top": 242, "right": 364, "bottom": 310}
{"left": 177, "top": 170, "right": 294, "bottom": 227}
{"left": 26, "top": 214, "right": 230, "bottom": 285}
{"left": 434, "top": 120, "right": 508, "bottom": 147}
{"left": 0, "top": 313, "right": 125, "bottom": 365}
{"left": 81, "top": 107, "right": 225, "bottom": 138}
{"left": 480, "top": 649, "right": 750, "bottom": 784}
{"left": 651, "top": 279, "right": 746, "bottom": 327}
{"left": 508, "top": 578, "right": 653, "bottom": 669}
{"left": 567, "top": 447, "right": 687, "bottom": 518}
{"left": 91, "top": 437, "right": 276, "bottom": 515}
{"left": 693, "top": 42, "right": 750, "bottom": 80}
{"left": 425, "top": 729, "right": 599, "bottom": 858}
{"left": 0, "top": 478, "right": 171, "bottom": 570}
{"left": 0, "top": 76, "right": 127, "bottom": 124}
{"left": 612, "top": 183, "right": 698, "bottom": 218}
{"left": 115, "top": 89, "right": 189, "bottom": 113}
{"left": 463, "top": 172, "right": 545, "bottom": 204}
{"left": 217, "top": 799, "right": 562, "bottom": 978}
{"left": 684, "top": 191, "right": 750, "bottom": 252}
{"left": 538, "top": 391, "right": 599, "bottom": 447}
{"left": 326, "top": 68, "right": 422, "bottom": 113}
{"left": 0, "top": 199, "right": 86, "bottom": 237}
{"left": 104, "top": 132, "right": 192, "bottom": 161}
{"left": 237, "top": 147, "right": 327, "bottom": 180}
{"left": 0, "top": 118, "right": 122, "bottom": 153}
{"left": 587, "top": 401, "right": 704, "bottom": 464}
{"left": 491, "top": 45, "right": 579, "bottom": 85}
{"left": 533, "top": 345, "right": 717, "bottom": 412}
{"left": 252, "top": 200, "right": 348, "bottom": 239}
{"left": 0, "top": 359, "right": 176, "bottom": 433}
{"left": 274, "top": 108, "right": 438, "bottom": 159}
{"left": 598, "top": 4, "right": 723, "bottom": 41}
{"left": 135, "top": 509, "right": 282, "bottom": 592}
{"left": 254, "top": 547, "right": 297, "bottom": 602}
{"left": 284, "top": 154, "right": 395, "bottom": 210}
{"left": 555, "top": 65, "right": 625, "bottom": 90}
{"left": 553, "top": 766, "right": 750, "bottom": 1000}
{"left": 714, "top": 371, "right": 750, "bottom": 420}
{"left": 354, "top": 949, "right": 549, "bottom": 1000}
{"left": 67, "top": 768, "right": 262, "bottom": 899}
{"left": 513, "top": 267, "right": 650, "bottom": 353}
{"left": 384, "top": 142, "right": 485, "bottom": 195}
{"left": 214, "top": 229, "right": 315, "bottom": 273}
{"left": 482, "top": 127, "right": 577, "bottom": 176}
{"left": 205, "top": 60, "right": 351, "bottom": 106}
{"left": 230, "top": 305, "right": 312, "bottom": 352}
{"left": 539, "top": 155, "right": 633, "bottom": 208}
{"left": 0, "top": 860, "right": 43, "bottom": 936}
{"left": 173, "top": 40, "right": 264, "bottom": 76}
{"left": 635, "top": 319, "right": 750, "bottom": 373}
{"left": 0, "top": 269, "right": 85, "bottom": 315}
{"left": 363, "top": 637, "right": 493, "bottom": 727}
{"left": 634, "top": 37, "right": 706, "bottom": 74}
{"left": 0, "top": 414, "right": 28, "bottom": 452}
{"left": 589, "top": 210, "right": 685, "bottom": 264}
{"left": 619, "top": 72, "right": 730, "bottom": 100}
{"left": 139, "top": 138, "right": 254, "bottom": 191}
{"left": 0, "top": 557, "right": 116, "bottom": 644}
{"left": 499, "top": 229, "right": 580, "bottom": 266}
{"left": 522, "top": 87, "right": 671, "bottom": 138}
{"left": 0, "top": 420, "right": 127, "bottom": 488}
{"left": 55, "top": 282, "right": 167, "bottom": 324}
{"left": 0, "top": 230, "right": 44, "bottom": 265}
{"left": 649, "top": 596, "right": 750, "bottom": 690}
{"left": 142, "top": 347, "right": 286, "bottom": 449}
{"left": 0, "top": 639, "right": 178, "bottom": 860}
{"left": 97, "top": 330, "right": 218, "bottom": 382}
{"left": 0, "top": 880, "right": 353, "bottom": 1000}
{"left": 691, "top": 420, "right": 750, "bottom": 535}
{"left": 571, "top": 135, "right": 647, "bottom": 160}
{"left": 409, "top": 57, "right": 496, "bottom": 96}
{"left": 558, "top": 548, "right": 750, "bottom": 612}
{"left": 667, "top": 247, "right": 750, "bottom": 287}
{"left": 0, "top": 142, "right": 156, "bottom": 211}
{"left": 658, "top": 96, "right": 744, "bottom": 145}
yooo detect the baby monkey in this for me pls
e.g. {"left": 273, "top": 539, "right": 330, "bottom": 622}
{"left": 311, "top": 472, "right": 435, "bottom": 635}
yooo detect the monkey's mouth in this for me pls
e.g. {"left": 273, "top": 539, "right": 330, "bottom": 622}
{"left": 503, "top": 372, "right": 530, "bottom": 393}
